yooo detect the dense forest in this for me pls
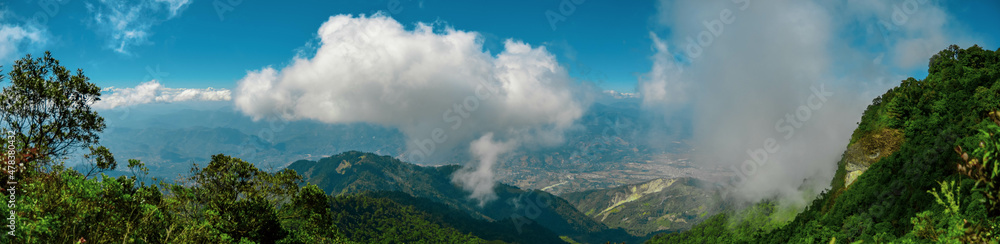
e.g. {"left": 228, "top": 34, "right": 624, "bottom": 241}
{"left": 648, "top": 45, "right": 1000, "bottom": 243}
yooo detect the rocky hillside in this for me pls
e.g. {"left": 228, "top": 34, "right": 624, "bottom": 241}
{"left": 839, "top": 128, "right": 904, "bottom": 187}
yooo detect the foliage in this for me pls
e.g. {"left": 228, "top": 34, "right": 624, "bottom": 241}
{"left": 1, "top": 152, "right": 502, "bottom": 243}
{"left": 1, "top": 162, "right": 168, "bottom": 243}
{"left": 645, "top": 200, "right": 799, "bottom": 244}
{"left": 363, "top": 191, "right": 567, "bottom": 244}
{"left": 0, "top": 51, "right": 105, "bottom": 166}
{"left": 327, "top": 193, "right": 483, "bottom": 243}
{"left": 954, "top": 111, "right": 1000, "bottom": 216}
{"left": 158, "top": 154, "right": 300, "bottom": 243}
{"left": 901, "top": 180, "right": 995, "bottom": 243}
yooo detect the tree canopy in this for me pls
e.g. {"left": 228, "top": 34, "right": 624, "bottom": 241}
{"left": 0, "top": 51, "right": 105, "bottom": 166}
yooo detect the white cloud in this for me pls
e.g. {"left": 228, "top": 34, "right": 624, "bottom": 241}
{"left": 86, "top": 0, "right": 194, "bottom": 54}
{"left": 0, "top": 10, "right": 48, "bottom": 63}
{"left": 94, "top": 80, "right": 231, "bottom": 109}
{"left": 234, "top": 13, "right": 588, "bottom": 203}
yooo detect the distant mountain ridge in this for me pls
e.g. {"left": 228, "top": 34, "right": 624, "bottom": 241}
{"left": 287, "top": 151, "right": 643, "bottom": 243}
{"left": 98, "top": 108, "right": 405, "bottom": 178}
{"left": 95, "top": 99, "right": 700, "bottom": 197}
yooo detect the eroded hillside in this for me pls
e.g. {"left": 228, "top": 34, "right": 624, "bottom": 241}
{"left": 563, "top": 178, "right": 722, "bottom": 236}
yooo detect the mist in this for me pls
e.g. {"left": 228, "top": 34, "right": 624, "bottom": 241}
{"left": 640, "top": 0, "right": 976, "bottom": 205}
{"left": 451, "top": 133, "right": 516, "bottom": 206}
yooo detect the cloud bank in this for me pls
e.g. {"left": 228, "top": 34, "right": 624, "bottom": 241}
{"left": 234, "top": 13, "right": 588, "bottom": 203}
{"left": 640, "top": 0, "right": 980, "bottom": 204}
{"left": 94, "top": 80, "right": 231, "bottom": 109}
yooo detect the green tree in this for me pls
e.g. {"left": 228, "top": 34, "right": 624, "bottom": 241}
{"left": 0, "top": 51, "right": 105, "bottom": 166}
{"left": 163, "top": 154, "right": 303, "bottom": 243}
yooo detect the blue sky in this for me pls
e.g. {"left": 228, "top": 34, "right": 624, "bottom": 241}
{"left": 1, "top": 0, "right": 662, "bottom": 92}
{"left": 1, "top": 0, "right": 998, "bottom": 99}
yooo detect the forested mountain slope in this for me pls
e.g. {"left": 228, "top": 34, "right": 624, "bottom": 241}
{"left": 649, "top": 45, "right": 1000, "bottom": 243}
{"left": 287, "top": 151, "right": 639, "bottom": 243}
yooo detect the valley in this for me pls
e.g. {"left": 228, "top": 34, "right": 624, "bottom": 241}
{"left": 1, "top": 1, "right": 996, "bottom": 243}
{"left": 497, "top": 150, "right": 731, "bottom": 196}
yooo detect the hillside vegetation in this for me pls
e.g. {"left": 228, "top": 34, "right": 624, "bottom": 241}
{"left": 287, "top": 151, "right": 640, "bottom": 243}
{"left": 562, "top": 177, "right": 722, "bottom": 236}
{"left": 648, "top": 45, "right": 1000, "bottom": 243}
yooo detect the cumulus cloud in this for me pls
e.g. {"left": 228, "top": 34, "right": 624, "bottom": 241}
{"left": 640, "top": 0, "right": 978, "bottom": 205}
{"left": 0, "top": 10, "right": 47, "bottom": 63}
{"left": 234, "top": 13, "right": 588, "bottom": 203}
{"left": 94, "top": 80, "right": 231, "bottom": 109}
{"left": 85, "top": 0, "right": 193, "bottom": 54}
